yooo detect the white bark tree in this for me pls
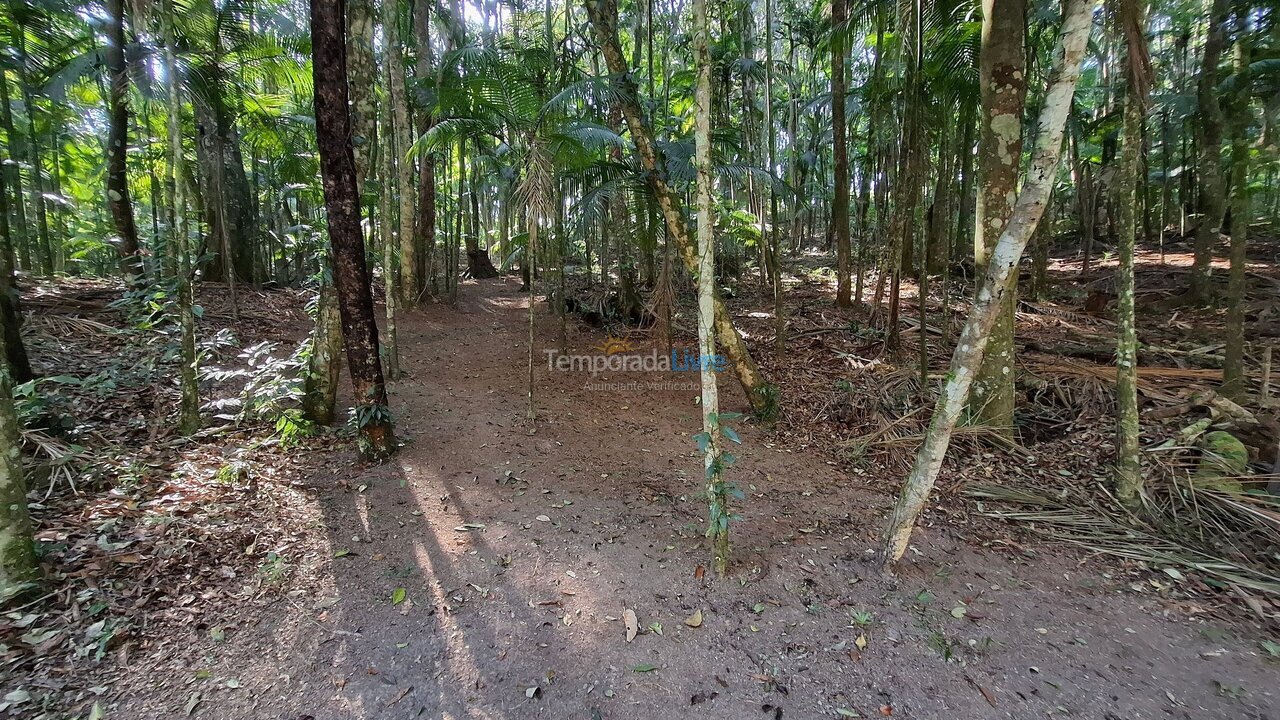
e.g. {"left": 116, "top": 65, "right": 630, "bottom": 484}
{"left": 880, "top": 0, "right": 1098, "bottom": 566}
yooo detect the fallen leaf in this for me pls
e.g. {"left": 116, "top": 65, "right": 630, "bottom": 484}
{"left": 879, "top": 705, "right": 893, "bottom": 716}
{"left": 624, "top": 609, "right": 638, "bottom": 642}
{"left": 855, "top": 634, "right": 867, "bottom": 650}
{"left": 632, "top": 664, "right": 658, "bottom": 672}
{"left": 391, "top": 588, "right": 407, "bottom": 605}
{"left": 684, "top": 610, "right": 703, "bottom": 628}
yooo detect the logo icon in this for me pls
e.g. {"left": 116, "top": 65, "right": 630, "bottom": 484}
{"left": 594, "top": 336, "right": 638, "bottom": 356}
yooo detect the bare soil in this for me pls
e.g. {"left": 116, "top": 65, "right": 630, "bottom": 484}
{"left": 105, "top": 278, "right": 1277, "bottom": 720}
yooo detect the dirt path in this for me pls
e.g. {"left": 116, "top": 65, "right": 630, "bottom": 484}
{"left": 120, "top": 279, "right": 1277, "bottom": 720}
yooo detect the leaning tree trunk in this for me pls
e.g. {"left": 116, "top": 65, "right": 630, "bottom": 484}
{"left": 970, "top": 0, "right": 1027, "bottom": 434}
{"left": 105, "top": 0, "right": 143, "bottom": 281}
{"left": 584, "top": 0, "right": 774, "bottom": 416}
{"left": 880, "top": 0, "right": 1096, "bottom": 566}
{"left": 312, "top": 0, "right": 395, "bottom": 461}
{"left": 832, "top": 0, "right": 852, "bottom": 308}
{"left": 1113, "top": 0, "right": 1151, "bottom": 505}
{"left": 1188, "top": 0, "right": 1229, "bottom": 303}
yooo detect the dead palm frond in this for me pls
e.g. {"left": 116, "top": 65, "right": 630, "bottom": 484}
{"left": 967, "top": 480, "right": 1280, "bottom": 599}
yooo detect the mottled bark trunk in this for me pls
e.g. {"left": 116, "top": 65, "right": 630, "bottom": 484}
{"left": 0, "top": 78, "right": 31, "bottom": 273}
{"left": 412, "top": 0, "right": 436, "bottom": 299}
{"left": 970, "top": 0, "right": 1027, "bottom": 433}
{"left": 194, "top": 98, "right": 256, "bottom": 286}
{"left": 693, "top": 0, "right": 728, "bottom": 575}
{"left": 0, "top": 350, "right": 36, "bottom": 598}
{"left": 584, "top": 0, "right": 773, "bottom": 416}
{"left": 312, "top": 0, "right": 395, "bottom": 460}
{"left": 881, "top": 0, "right": 1095, "bottom": 565}
{"left": 1114, "top": 0, "right": 1150, "bottom": 504}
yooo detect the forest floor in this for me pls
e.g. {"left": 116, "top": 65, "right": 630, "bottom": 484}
{"left": 5, "top": 239, "right": 1280, "bottom": 720}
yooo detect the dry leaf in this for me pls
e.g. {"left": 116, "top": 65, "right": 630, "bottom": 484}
{"left": 855, "top": 634, "right": 867, "bottom": 650}
{"left": 624, "top": 608, "right": 638, "bottom": 642}
{"left": 684, "top": 610, "right": 703, "bottom": 628}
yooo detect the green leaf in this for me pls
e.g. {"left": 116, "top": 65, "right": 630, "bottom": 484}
{"left": 632, "top": 663, "right": 658, "bottom": 672}
{"left": 391, "top": 587, "right": 407, "bottom": 605}
{"left": 722, "top": 426, "right": 741, "bottom": 444}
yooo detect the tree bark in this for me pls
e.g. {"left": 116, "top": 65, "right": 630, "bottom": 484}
{"left": 693, "top": 0, "right": 728, "bottom": 575}
{"left": 0, "top": 350, "right": 36, "bottom": 598}
{"left": 970, "top": 0, "right": 1027, "bottom": 433}
{"left": 1188, "top": 0, "right": 1230, "bottom": 303}
{"left": 584, "top": 0, "right": 773, "bottom": 416}
{"left": 312, "top": 0, "right": 395, "bottom": 460}
{"left": 105, "top": 0, "right": 143, "bottom": 281}
{"left": 386, "top": 0, "right": 417, "bottom": 307}
{"left": 1222, "top": 20, "right": 1251, "bottom": 399}
{"left": 164, "top": 0, "right": 200, "bottom": 435}
{"left": 881, "top": 0, "right": 1096, "bottom": 566}
{"left": 1114, "top": 0, "right": 1151, "bottom": 504}
{"left": 832, "top": 0, "right": 852, "bottom": 308}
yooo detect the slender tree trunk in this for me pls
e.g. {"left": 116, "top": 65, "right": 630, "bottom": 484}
{"left": 386, "top": 0, "right": 417, "bottom": 307}
{"left": 0, "top": 76, "right": 31, "bottom": 273}
{"left": 880, "top": 0, "right": 1095, "bottom": 566}
{"left": 765, "top": 0, "right": 783, "bottom": 356}
{"left": 105, "top": 0, "right": 143, "bottom": 281}
{"left": 312, "top": 0, "right": 395, "bottom": 461}
{"left": 1222, "top": 21, "right": 1251, "bottom": 399}
{"left": 0, "top": 137, "right": 31, "bottom": 385}
{"left": 693, "top": 0, "right": 728, "bottom": 575}
{"left": 1114, "top": 0, "right": 1151, "bottom": 504}
{"left": 832, "top": 0, "right": 852, "bottom": 308}
{"left": 584, "top": 0, "right": 773, "bottom": 416}
{"left": 970, "top": 0, "right": 1028, "bottom": 433}
{"left": 380, "top": 62, "right": 400, "bottom": 382}
{"left": 1188, "top": 0, "right": 1229, "bottom": 303}
{"left": 164, "top": 1, "right": 200, "bottom": 435}
{"left": 302, "top": 282, "right": 344, "bottom": 425}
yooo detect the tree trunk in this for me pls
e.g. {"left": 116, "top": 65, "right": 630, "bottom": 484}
{"left": 0, "top": 350, "right": 36, "bottom": 598}
{"left": 1222, "top": 22, "right": 1251, "bottom": 399}
{"left": 584, "top": 0, "right": 773, "bottom": 416}
{"left": 1188, "top": 0, "right": 1229, "bottom": 303}
{"left": 105, "top": 0, "right": 143, "bottom": 281}
{"left": 832, "top": 0, "right": 852, "bottom": 308}
{"left": 969, "top": 0, "right": 1027, "bottom": 433}
{"left": 164, "top": 1, "right": 200, "bottom": 435}
{"left": 0, "top": 77, "right": 31, "bottom": 274}
{"left": 1114, "top": 0, "right": 1151, "bottom": 504}
{"left": 880, "top": 0, "right": 1095, "bottom": 566}
{"left": 311, "top": 0, "right": 395, "bottom": 461}
{"left": 693, "top": 0, "right": 729, "bottom": 576}
{"left": 302, "top": 281, "right": 344, "bottom": 425}
{"left": 386, "top": 0, "right": 417, "bottom": 307}
{"left": 0, "top": 137, "right": 31, "bottom": 385}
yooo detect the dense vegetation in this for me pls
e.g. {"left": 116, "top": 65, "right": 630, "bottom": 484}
{"left": 0, "top": 0, "right": 1278, "bottom": 713}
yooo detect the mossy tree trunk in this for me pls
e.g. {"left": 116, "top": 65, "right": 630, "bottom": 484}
{"left": 1113, "top": 0, "right": 1151, "bottom": 505}
{"left": 970, "top": 0, "right": 1027, "bottom": 434}
{"left": 1221, "top": 18, "right": 1251, "bottom": 400}
{"left": 105, "top": 0, "right": 143, "bottom": 281}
